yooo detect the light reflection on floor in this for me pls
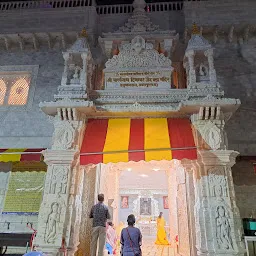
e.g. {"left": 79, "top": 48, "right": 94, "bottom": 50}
{"left": 141, "top": 237, "right": 175, "bottom": 256}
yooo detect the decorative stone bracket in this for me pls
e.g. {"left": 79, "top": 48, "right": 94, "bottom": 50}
{"left": 191, "top": 106, "right": 227, "bottom": 150}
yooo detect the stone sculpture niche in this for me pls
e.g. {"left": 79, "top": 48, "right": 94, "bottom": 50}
{"left": 184, "top": 26, "right": 218, "bottom": 89}
{"left": 54, "top": 29, "right": 92, "bottom": 100}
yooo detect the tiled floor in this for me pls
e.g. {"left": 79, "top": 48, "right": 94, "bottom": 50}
{"left": 141, "top": 238, "right": 175, "bottom": 256}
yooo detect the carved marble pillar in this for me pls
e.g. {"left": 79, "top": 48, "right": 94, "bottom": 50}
{"left": 192, "top": 150, "right": 245, "bottom": 256}
{"left": 182, "top": 161, "right": 197, "bottom": 256}
{"left": 165, "top": 165, "right": 178, "bottom": 244}
{"left": 113, "top": 168, "right": 120, "bottom": 226}
{"left": 205, "top": 49, "right": 217, "bottom": 84}
{"left": 97, "top": 163, "right": 120, "bottom": 225}
{"left": 78, "top": 165, "right": 97, "bottom": 256}
{"left": 107, "top": 165, "right": 120, "bottom": 226}
{"left": 175, "top": 162, "right": 191, "bottom": 256}
{"left": 191, "top": 111, "right": 244, "bottom": 255}
{"left": 185, "top": 50, "right": 196, "bottom": 87}
{"left": 61, "top": 53, "right": 70, "bottom": 86}
{"left": 81, "top": 52, "right": 88, "bottom": 86}
{"left": 163, "top": 39, "right": 173, "bottom": 58}
{"left": 35, "top": 118, "right": 84, "bottom": 256}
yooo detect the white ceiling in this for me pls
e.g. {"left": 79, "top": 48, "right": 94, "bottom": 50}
{"left": 119, "top": 165, "right": 168, "bottom": 190}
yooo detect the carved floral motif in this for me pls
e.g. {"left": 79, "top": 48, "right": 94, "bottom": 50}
{"left": 52, "top": 121, "right": 76, "bottom": 150}
{"left": 194, "top": 120, "right": 224, "bottom": 150}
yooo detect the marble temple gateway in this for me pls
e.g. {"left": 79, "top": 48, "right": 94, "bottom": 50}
{"left": 0, "top": 0, "right": 256, "bottom": 255}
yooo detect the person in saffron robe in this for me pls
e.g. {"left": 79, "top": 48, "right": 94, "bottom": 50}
{"left": 155, "top": 212, "right": 169, "bottom": 245}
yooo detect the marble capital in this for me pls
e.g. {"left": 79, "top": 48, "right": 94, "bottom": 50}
{"left": 43, "top": 149, "right": 78, "bottom": 165}
{"left": 198, "top": 150, "right": 239, "bottom": 167}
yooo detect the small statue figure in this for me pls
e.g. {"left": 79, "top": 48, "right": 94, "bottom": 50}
{"left": 131, "top": 36, "right": 145, "bottom": 54}
{"left": 216, "top": 206, "right": 233, "bottom": 250}
{"left": 197, "top": 63, "right": 209, "bottom": 82}
{"left": 199, "top": 64, "right": 208, "bottom": 77}
{"left": 70, "top": 65, "right": 82, "bottom": 84}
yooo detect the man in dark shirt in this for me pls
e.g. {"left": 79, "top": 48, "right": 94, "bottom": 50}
{"left": 89, "top": 194, "right": 111, "bottom": 256}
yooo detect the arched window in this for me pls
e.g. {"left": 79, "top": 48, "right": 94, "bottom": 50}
{"left": 0, "top": 79, "right": 7, "bottom": 105}
{"left": 8, "top": 77, "right": 30, "bottom": 105}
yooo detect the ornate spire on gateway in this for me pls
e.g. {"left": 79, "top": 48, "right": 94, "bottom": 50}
{"left": 99, "top": 0, "right": 178, "bottom": 60}
{"left": 116, "top": 0, "right": 159, "bottom": 33}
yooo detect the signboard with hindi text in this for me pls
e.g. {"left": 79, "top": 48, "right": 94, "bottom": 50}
{"left": 2, "top": 162, "right": 46, "bottom": 215}
{"left": 104, "top": 70, "right": 172, "bottom": 90}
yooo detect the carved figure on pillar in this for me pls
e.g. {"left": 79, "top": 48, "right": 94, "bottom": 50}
{"left": 209, "top": 173, "right": 228, "bottom": 198}
{"left": 45, "top": 202, "right": 60, "bottom": 244}
{"left": 216, "top": 206, "right": 233, "bottom": 250}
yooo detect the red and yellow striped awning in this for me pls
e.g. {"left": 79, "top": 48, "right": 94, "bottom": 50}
{"left": 0, "top": 149, "right": 44, "bottom": 162}
{"left": 80, "top": 118, "right": 197, "bottom": 165}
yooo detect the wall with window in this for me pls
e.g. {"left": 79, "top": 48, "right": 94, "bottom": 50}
{"left": 0, "top": 50, "right": 64, "bottom": 149}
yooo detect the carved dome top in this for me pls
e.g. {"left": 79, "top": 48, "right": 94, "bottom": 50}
{"left": 186, "top": 34, "right": 212, "bottom": 51}
{"left": 115, "top": 0, "right": 159, "bottom": 33}
{"left": 67, "top": 37, "right": 89, "bottom": 53}
{"left": 133, "top": 0, "right": 146, "bottom": 9}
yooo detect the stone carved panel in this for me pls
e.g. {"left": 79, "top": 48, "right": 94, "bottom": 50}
{"left": 44, "top": 165, "right": 70, "bottom": 196}
{"left": 35, "top": 164, "right": 70, "bottom": 247}
{"left": 215, "top": 205, "right": 233, "bottom": 250}
{"left": 194, "top": 120, "right": 225, "bottom": 150}
{"left": 209, "top": 174, "right": 228, "bottom": 198}
{"left": 44, "top": 202, "right": 61, "bottom": 244}
{"left": 206, "top": 167, "right": 239, "bottom": 253}
{"left": 48, "top": 166, "right": 69, "bottom": 195}
{"left": 52, "top": 120, "right": 77, "bottom": 150}
{"left": 105, "top": 36, "right": 172, "bottom": 70}
{"left": 67, "top": 168, "right": 84, "bottom": 251}
{"left": 202, "top": 121, "right": 222, "bottom": 150}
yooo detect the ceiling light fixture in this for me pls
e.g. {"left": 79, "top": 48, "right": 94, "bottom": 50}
{"left": 140, "top": 174, "right": 148, "bottom": 178}
{"left": 127, "top": 168, "right": 132, "bottom": 172}
{"left": 153, "top": 168, "right": 160, "bottom": 172}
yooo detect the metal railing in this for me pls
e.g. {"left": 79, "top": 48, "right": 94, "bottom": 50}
{"left": 0, "top": 0, "right": 94, "bottom": 11}
{"left": 0, "top": 0, "right": 202, "bottom": 12}
{"left": 96, "top": 2, "right": 184, "bottom": 14}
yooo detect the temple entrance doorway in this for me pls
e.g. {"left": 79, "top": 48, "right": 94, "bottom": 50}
{"left": 94, "top": 160, "right": 192, "bottom": 255}
{"left": 118, "top": 165, "right": 169, "bottom": 239}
